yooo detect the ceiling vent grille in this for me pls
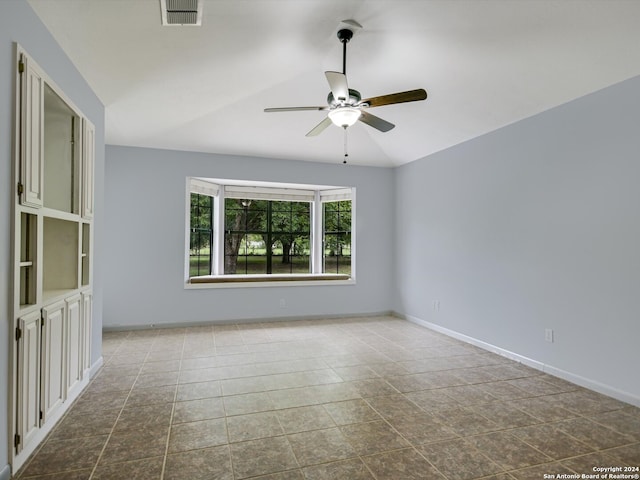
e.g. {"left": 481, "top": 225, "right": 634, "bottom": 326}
{"left": 160, "top": 0, "right": 203, "bottom": 26}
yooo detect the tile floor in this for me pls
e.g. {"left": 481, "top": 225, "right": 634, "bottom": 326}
{"left": 16, "top": 316, "right": 640, "bottom": 480}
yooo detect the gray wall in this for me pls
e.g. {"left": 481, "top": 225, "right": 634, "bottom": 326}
{"left": 103, "top": 146, "right": 395, "bottom": 328}
{"left": 4, "top": 1, "right": 638, "bottom": 476}
{"left": 0, "top": 2, "right": 105, "bottom": 476}
{"left": 395, "top": 75, "right": 640, "bottom": 403}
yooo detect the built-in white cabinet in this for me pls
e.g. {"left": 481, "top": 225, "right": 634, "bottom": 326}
{"left": 81, "top": 223, "right": 91, "bottom": 287}
{"left": 82, "top": 119, "right": 95, "bottom": 219}
{"left": 18, "top": 212, "right": 37, "bottom": 307}
{"left": 40, "top": 301, "right": 66, "bottom": 424}
{"left": 11, "top": 46, "right": 95, "bottom": 470}
{"left": 15, "top": 311, "right": 41, "bottom": 453}
{"left": 81, "top": 291, "right": 93, "bottom": 377}
{"left": 66, "top": 294, "right": 83, "bottom": 398}
{"left": 19, "top": 55, "right": 44, "bottom": 209}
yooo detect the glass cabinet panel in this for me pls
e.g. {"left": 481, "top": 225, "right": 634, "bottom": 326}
{"left": 81, "top": 223, "right": 90, "bottom": 286}
{"left": 19, "top": 213, "right": 37, "bottom": 306}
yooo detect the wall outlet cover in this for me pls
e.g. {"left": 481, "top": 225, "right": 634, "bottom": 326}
{"left": 545, "top": 328, "right": 554, "bottom": 343}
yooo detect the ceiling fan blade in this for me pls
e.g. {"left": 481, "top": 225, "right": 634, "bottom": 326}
{"left": 361, "top": 89, "right": 427, "bottom": 108}
{"left": 359, "top": 111, "right": 395, "bottom": 132}
{"left": 264, "top": 106, "right": 328, "bottom": 112}
{"left": 305, "top": 117, "right": 333, "bottom": 137}
{"left": 325, "top": 71, "right": 349, "bottom": 103}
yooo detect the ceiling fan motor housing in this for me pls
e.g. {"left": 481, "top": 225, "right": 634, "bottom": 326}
{"left": 327, "top": 89, "right": 361, "bottom": 107}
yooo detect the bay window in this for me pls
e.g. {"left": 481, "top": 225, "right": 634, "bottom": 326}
{"left": 186, "top": 178, "right": 354, "bottom": 285}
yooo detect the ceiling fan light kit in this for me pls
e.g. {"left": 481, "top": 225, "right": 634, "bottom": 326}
{"left": 264, "top": 20, "right": 427, "bottom": 157}
{"left": 328, "top": 107, "right": 361, "bottom": 127}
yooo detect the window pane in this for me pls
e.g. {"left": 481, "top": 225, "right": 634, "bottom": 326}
{"left": 224, "top": 199, "right": 310, "bottom": 275}
{"left": 190, "top": 193, "right": 213, "bottom": 277}
{"left": 323, "top": 200, "right": 352, "bottom": 275}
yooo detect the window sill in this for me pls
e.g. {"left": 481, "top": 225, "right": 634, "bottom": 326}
{"left": 186, "top": 273, "right": 354, "bottom": 289}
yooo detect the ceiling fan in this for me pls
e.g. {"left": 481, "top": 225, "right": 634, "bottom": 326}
{"left": 264, "top": 22, "right": 428, "bottom": 137}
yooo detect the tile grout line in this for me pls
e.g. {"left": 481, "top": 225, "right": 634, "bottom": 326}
{"left": 86, "top": 331, "right": 148, "bottom": 479}
{"left": 352, "top": 330, "right": 632, "bottom": 479}
{"left": 15, "top": 333, "right": 139, "bottom": 479}
{"left": 20, "top": 318, "right": 639, "bottom": 479}
{"left": 160, "top": 328, "right": 192, "bottom": 480}
{"left": 350, "top": 330, "right": 461, "bottom": 479}
{"left": 217, "top": 328, "right": 239, "bottom": 480}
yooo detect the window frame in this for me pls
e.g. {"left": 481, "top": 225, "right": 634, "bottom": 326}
{"left": 189, "top": 192, "right": 214, "bottom": 277}
{"left": 224, "top": 198, "right": 312, "bottom": 275}
{"left": 184, "top": 178, "right": 356, "bottom": 288}
{"left": 323, "top": 200, "right": 352, "bottom": 275}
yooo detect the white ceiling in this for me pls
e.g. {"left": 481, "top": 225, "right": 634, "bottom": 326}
{"left": 28, "top": 0, "right": 640, "bottom": 167}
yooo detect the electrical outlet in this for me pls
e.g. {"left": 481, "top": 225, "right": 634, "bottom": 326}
{"left": 279, "top": 298, "right": 286, "bottom": 308}
{"left": 432, "top": 300, "right": 440, "bottom": 312}
{"left": 545, "top": 329, "right": 554, "bottom": 343}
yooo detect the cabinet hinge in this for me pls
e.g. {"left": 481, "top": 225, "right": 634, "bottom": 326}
{"left": 15, "top": 326, "right": 22, "bottom": 341}
{"left": 14, "top": 433, "right": 20, "bottom": 448}
{"left": 39, "top": 411, "right": 43, "bottom": 421}
{"left": 18, "top": 60, "right": 25, "bottom": 74}
{"left": 17, "top": 182, "right": 24, "bottom": 196}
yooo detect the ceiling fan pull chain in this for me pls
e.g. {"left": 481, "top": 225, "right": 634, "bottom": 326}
{"left": 343, "top": 126, "right": 348, "bottom": 164}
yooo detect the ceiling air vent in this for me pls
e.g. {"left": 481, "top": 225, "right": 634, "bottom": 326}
{"left": 160, "top": 0, "right": 203, "bottom": 26}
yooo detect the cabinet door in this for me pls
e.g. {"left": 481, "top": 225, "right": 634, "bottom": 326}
{"left": 15, "top": 311, "right": 41, "bottom": 454}
{"left": 81, "top": 292, "right": 93, "bottom": 376}
{"left": 19, "top": 55, "right": 45, "bottom": 208}
{"left": 41, "top": 300, "right": 66, "bottom": 424}
{"left": 81, "top": 118, "right": 95, "bottom": 219}
{"left": 66, "top": 295, "right": 83, "bottom": 397}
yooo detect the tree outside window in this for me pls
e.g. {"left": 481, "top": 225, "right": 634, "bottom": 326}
{"left": 224, "top": 199, "right": 311, "bottom": 274}
{"left": 189, "top": 193, "right": 213, "bottom": 277}
{"left": 323, "top": 200, "right": 351, "bottom": 276}
{"left": 187, "top": 179, "right": 354, "bottom": 280}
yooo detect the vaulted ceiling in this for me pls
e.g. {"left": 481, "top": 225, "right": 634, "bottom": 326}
{"left": 28, "top": 0, "right": 640, "bottom": 166}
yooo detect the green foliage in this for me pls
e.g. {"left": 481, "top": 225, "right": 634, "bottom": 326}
{"left": 190, "top": 193, "right": 213, "bottom": 252}
{"left": 324, "top": 200, "right": 352, "bottom": 233}
{"left": 324, "top": 201, "right": 352, "bottom": 261}
{"left": 189, "top": 195, "right": 352, "bottom": 276}
{"left": 225, "top": 199, "right": 311, "bottom": 272}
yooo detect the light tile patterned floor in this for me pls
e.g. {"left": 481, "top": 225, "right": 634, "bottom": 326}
{"left": 16, "top": 316, "right": 640, "bottom": 479}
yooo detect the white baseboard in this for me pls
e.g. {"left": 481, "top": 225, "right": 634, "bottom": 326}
{"left": 12, "top": 358, "right": 103, "bottom": 474}
{"left": 90, "top": 356, "right": 104, "bottom": 378}
{"left": 399, "top": 312, "right": 640, "bottom": 408}
{"left": 0, "top": 463, "right": 11, "bottom": 480}
{"left": 401, "top": 313, "right": 545, "bottom": 370}
{"left": 542, "top": 364, "right": 640, "bottom": 408}
{"left": 102, "top": 311, "right": 395, "bottom": 331}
